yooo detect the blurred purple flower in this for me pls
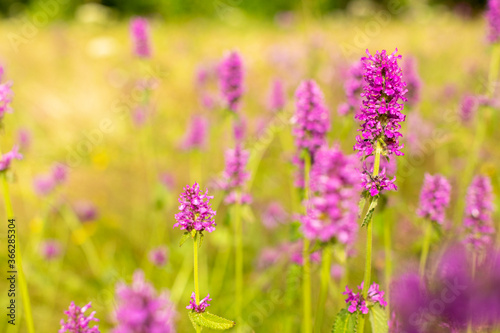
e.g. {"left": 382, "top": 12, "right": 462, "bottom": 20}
{"left": 41, "top": 239, "right": 62, "bottom": 261}
{"left": 33, "top": 175, "right": 56, "bottom": 196}
{"left": 52, "top": 163, "right": 68, "bottom": 184}
{"left": 487, "top": 0, "right": 500, "bottom": 43}
{"left": 0, "top": 145, "right": 22, "bottom": 172}
{"left": 0, "top": 70, "right": 13, "bottom": 120}
{"left": 330, "top": 264, "right": 344, "bottom": 281}
{"left": 132, "top": 107, "right": 148, "bottom": 127}
{"left": 459, "top": 94, "right": 478, "bottom": 124}
{"left": 181, "top": 115, "right": 208, "bottom": 151}
{"left": 17, "top": 128, "right": 32, "bottom": 150}
{"left": 221, "top": 144, "right": 251, "bottom": 205}
{"left": 261, "top": 202, "right": 287, "bottom": 229}
{"left": 289, "top": 240, "right": 321, "bottom": 265}
{"left": 186, "top": 292, "right": 211, "bottom": 313}
{"left": 233, "top": 116, "right": 247, "bottom": 142}
{"left": 219, "top": 51, "right": 244, "bottom": 112}
{"left": 159, "top": 172, "right": 176, "bottom": 191}
{"left": 59, "top": 302, "right": 100, "bottom": 333}
{"left": 417, "top": 173, "right": 451, "bottom": 225}
{"left": 113, "top": 270, "right": 176, "bottom": 333}
{"left": 268, "top": 79, "right": 286, "bottom": 112}
{"left": 338, "top": 61, "right": 364, "bottom": 116}
{"left": 464, "top": 175, "right": 495, "bottom": 251}
{"left": 130, "top": 17, "right": 151, "bottom": 58}
{"left": 257, "top": 247, "right": 281, "bottom": 269}
{"left": 73, "top": 201, "right": 98, "bottom": 223}
{"left": 148, "top": 246, "right": 168, "bottom": 267}
{"left": 174, "top": 183, "right": 217, "bottom": 233}
{"left": 403, "top": 56, "right": 422, "bottom": 107}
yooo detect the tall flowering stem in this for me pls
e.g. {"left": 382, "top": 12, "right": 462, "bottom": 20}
{"left": 193, "top": 235, "right": 201, "bottom": 333}
{"left": 302, "top": 152, "right": 312, "bottom": 333}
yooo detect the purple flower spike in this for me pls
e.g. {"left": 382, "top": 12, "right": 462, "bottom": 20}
{"left": 464, "top": 175, "right": 495, "bottom": 251}
{"left": 417, "top": 173, "right": 451, "bottom": 225}
{"left": 268, "top": 79, "right": 286, "bottom": 112}
{"left": 130, "top": 17, "right": 151, "bottom": 58}
{"left": 460, "top": 94, "right": 478, "bottom": 124}
{"left": 221, "top": 144, "right": 251, "bottom": 205}
{"left": 302, "top": 146, "right": 361, "bottom": 246}
{"left": 181, "top": 115, "right": 208, "bottom": 151}
{"left": 343, "top": 282, "right": 387, "bottom": 315}
{"left": 59, "top": 302, "right": 100, "bottom": 333}
{"left": 403, "top": 56, "right": 421, "bottom": 107}
{"left": 292, "top": 80, "right": 330, "bottom": 158}
{"left": 487, "top": 0, "right": 500, "bottom": 44}
{"left": 219, "top": 51, "right": 244, "bottom": 112}
{"left": 174, "top": 183, "right": 217, "bottom": 233}
{"left": 113, "top": 270, "right": 176, "bottom": 333}
{"left": 52, "top": 163, "right": 68, "bottom": 184}
{"left": 338, "top": 62, "right": 364, "bottom": 116}
{"left": 186, "top": 292, "right": 212, "bottom": 313}
{"left": 0, "top": 145, "right": 22, "bottom": 172}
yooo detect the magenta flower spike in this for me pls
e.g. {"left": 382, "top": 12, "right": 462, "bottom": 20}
{"left": 417, "top": 173, "right": 452, "bottom": 225}
{"left": 302, "top": 146, "right": 361, "bottom": 246}
{"left": 218, "top": 51, "right": 244, "bottom": 112}
{"left": 402, "top": 56, "right": 421, "bottom": 108}
{"left": 268, "top": 79, "right": 286, "bottom": 112}
{"left": 354, "top": 49, "right": 407, "bottom": 196}
{"left": 59, "top": 302, "right": 100, "bottom": 333}
{"left": 221, "top": 144, "right": 251, "bottom": 205}
{"left": 0, "top": 67, "right": 13, "bottom": 120}
{"left": 130, "top": 17, "right": 151, "bottom": 58}
{"left": 0, "top": 145, "right": 22, "bottom": 172}
{"left": 460, "top": 94, "right": 479, "bottom": 124}
{"left": 464, "top": 175, "right": 495, "bottom": 251}
{"left": 181, "top": 115, "right": 208, "bottom": 151}
{"left": 186, "top": 292, "right": 212, "bottom": 313}
{"left": 113, "top": 270, "right": 176, "bottom": 333}
{"left": 174, "top": 182, "right": 217, "bottom": 233}
{"left": 343, "top": 282, "right": 387, "bottom": 315}
{"left": 487, "top": 0, "right": 500, "bottom": 44}
{"left": 338, "top": 61, "right": 364, "bottom": 116}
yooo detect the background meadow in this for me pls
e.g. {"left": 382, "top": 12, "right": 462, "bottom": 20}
{"left": 0, "top": 1, "right": 499, "bottom": 332}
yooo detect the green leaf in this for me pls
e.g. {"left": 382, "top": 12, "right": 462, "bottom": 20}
{"left": 332, "top": 308, "right": 358, "bottom": 333}
{"left": 369, "top": 305, "right": 388, "bottom": 333}
{"left": 358, "top": 192, "right": 369, "bottom": 219}
{"left": 188, "top": 311, "right": 203, "bottom": 331}
{"left": 198, "top": 232, "right": 204, "bottom": 248}
{"left": 179, "top": 232, "right": 190, "bottom": 247}
{"left": 189, "top": 311, "right": 235, "bottom": 330}
{"left": 361, "top": 196, "right": 379, "bottom": 228}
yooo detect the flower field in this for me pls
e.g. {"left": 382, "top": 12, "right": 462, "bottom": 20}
{"left": 0, "top": 3, "right": 499, "bottom": 333}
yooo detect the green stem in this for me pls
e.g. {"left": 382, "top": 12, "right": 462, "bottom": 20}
{"left": 234, "top": 201, "right": 243, "bottom": 332}
{"left": 419, "top": 221, "right": 433, "bottom": 277}
{"left": 383, "top": 214, "right": 392, "bottom": 314}
{"left": 1, "top": 173, "right": 35, "bottom": 333}
{"left": 302, "top": 152, "right": 312, "bottom": 333}
{"left": 193, "top": 235, "right": 201, "bottom": 333}
{"left": 358, "top": 141, "right": 382, "bottom": 333}
{"left": 314, "top": 245, "right": 332, "bottom": 333}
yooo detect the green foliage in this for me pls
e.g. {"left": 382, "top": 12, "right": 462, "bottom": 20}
{"left": 369, "top": 306, "right": 388, "bottom": 333}
{"left": 188, "top": 311, "right": 235, "bottom": 330}
{"left": 332, "top": 308, "right": 358, "bottom": 333}
{"left": 361, "top": 196, "right": 379, "bottom": 228}
{"left": 179, "top": 231, "right": 190, "bottom": 247}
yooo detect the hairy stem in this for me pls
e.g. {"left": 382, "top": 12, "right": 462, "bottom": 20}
{"left": 314, "top": 244, "right": 332, "bottom": 333}
{"left": 302, "top": 152, "right": 312, "bottom": 333}
{"left": 419, "top": 220, "right": 433, "bottom": 277}
{"left": 383, "top": 213, "right": 393, "bottom": 314}
{"left": 193, "top": 235, "right": 201, "bottom": 333}
{"left": 234, "top": 200, "right": 243, "bottom": 332}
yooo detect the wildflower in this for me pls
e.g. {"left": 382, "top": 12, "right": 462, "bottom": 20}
{"left": 338, "top": 62, "right": 364, "bottom": 116}
{"left": 354, "top": 49, "right": 407, "bottom": 196}
{"left": 261, "top": 202, "right": 288, "bottom": 229}
{"left": 181, "top": 115, "right": 208, "bottom": 151}
{"left": 221, "top": 144, "right": 251, "bottom": 205}
{"left": 113, "top": 270, "right": 176, "bottom": 333}
{"left": 219, "top": 51, "right": 244, "bottom": 112}
{"left": 464, "top": 175, "right": 495, "bottom": 251}
{"left": 17, "top": 128, "right": 31, "bottom": 150}
{"left": 343, "top": 282, "right": 387, "bottom": 315}
{"left": 59, "top": 302, "right": 100, "bottom": 333}
{"left": 186, "top": 292, "right": 211, "bottom": 313}
{"left": 32, "top": 163, "right": 68, "bottom": 196}
{"left": 0, "top": 145, "right": 22, "bottom": 172}
{"left": 73, "top": 201, "right": 98, "bottom": 223}
{"left": 302, "top": 146, "right": 361, "bottom": 245}
{"left": 130, "top": 17, "right": 151, "bottom": 58}
{"left": 268, "top": 79, "right": 286, "bottom": 112}
{"left": 52, "top": 163, "right": 68, "bottom": 184}
{"left": 0, "top": 73, "right": 13, "bottom": 120}
{"left": 233, "top": 116, "right": 247, "bottom": 142}
{"left": 148, "top": 246, "right": 168, "bottom": 267}
{"left": 292, "top": 80, "right": 330, "bottom": 158}
{"left": 417, "top": 173, "right": 451, "bottom": 225}
{"left": 40, "top": 239, "right": 62, "bottom": 261}
{"left": 403, "top": 56, "right": 421, "bottom": 107}
{"left": 487, "top": 0, "right": 500, "bottom": 44}
{"left": 174, "top": 183, "right": 217, "bottom": 233}
{"left": 159, "top": 172, "right": 176, "bottom": 190}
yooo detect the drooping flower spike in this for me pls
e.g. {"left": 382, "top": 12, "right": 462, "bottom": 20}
{"left": 219, "top": 51, "right": 244, "bottom": 112}
{"left": 130, "top": 17, "right": 151, "bottom": 58}
{"left": 186, "top": 292, "right": 212, "bottom": 313}
{"left": 174, "top": 182, "right": 217, "bottom": 233}
{"left": 417, "top": 173, "right": 451, "bottom": 225}
{"left": 464, "top": 175, "right": 495, "bottom": 251}
{"left": 59, "top": 302, "right": 100, "bottom": 333}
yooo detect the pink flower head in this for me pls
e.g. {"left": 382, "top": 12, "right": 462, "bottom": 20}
{"left": 403, "top": 56, "right": 421, "bottom": 107}
{"left": 464, "top": 175, "right": 495, "bottom": 251}
{"left": 174, "top": 183, "right": 217, "bottom": 233}
{"left": 17, "top": 128, "right": 32, "bottom": 150}
{"left": 487, "top": 0, "right": 500, "bottom": 44}
{"left": 41, "top": 239, "right": 62, "bottom": 260}
{"left": 73, "top": 201, "right": 98, "bottom": 223}
{"left": 343, "top": 282, "right": 387, "bottom": 315}
{"left": 130, "top": 17, "right": 151, "bottom": 58}
{"left": 338, "top": 61, "right": 364, "bottom": 116}
{"left": 186, "top": 292, "right": 211, "bottom": 313}
{"left": 52, "top": 163, "right": 68, "bottom": 184}
{"left": 0, "top": 145, "right": 22, "bottom": 171}
{"left": 181, "top": 115, "right": 208, "bottom": 151}
{"left": 268, "top": 79, "right": 286, "bottom": 112}
{"left": 233, "top": 116, "right": 247, "bottom": 142}
{"left": 219, "top": 51, "right": 244, "bottom": 112}
{"left": 459, "top": 94, "right": 478, "bottom": 124}
{"left": 261, "top": 202, "right": 288, "bottom": 229}
{"left": 417, "top": 173, "right": 451, "bottom": 225}
{"left": 148, "top": 246, "right": 168, "bottom": 267}
{"left": 33, "top": 175, "right": 56, "bottom": 196}
{"left": 221, "top": 144, "right": 251, "bottom": 205}
{"left": 59, "top": 302, "right": 100, "bottom": 333}
{"left": 0, "top": 77, "right": 13, "bottom": 120}
{"left": 113, "top": 270, "right": 176, "bottom": 333}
